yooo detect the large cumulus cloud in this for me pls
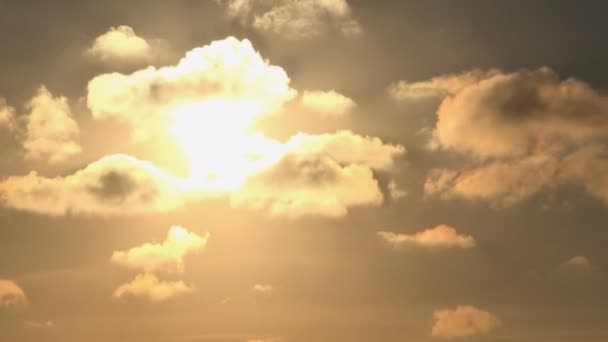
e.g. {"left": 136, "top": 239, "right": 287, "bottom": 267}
{"left": 393, "top": 67, "right": 608, "bottom": 206}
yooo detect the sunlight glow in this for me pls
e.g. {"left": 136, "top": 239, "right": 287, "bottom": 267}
{"left": 169, "top": 99, "right": 285, "bottom": 191}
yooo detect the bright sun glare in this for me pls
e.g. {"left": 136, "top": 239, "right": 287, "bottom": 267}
{"left": 169, "top": 98, "right": 285, "bottom": 191}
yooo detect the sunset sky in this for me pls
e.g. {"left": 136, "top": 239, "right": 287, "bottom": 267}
{"left": 1, "top": 1, "right": 608, "bottom": 341}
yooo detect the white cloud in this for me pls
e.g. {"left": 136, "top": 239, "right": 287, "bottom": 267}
{"left": 0, "top": 154, "right": 184, "bottom": 216}
{"left": 559, "top": 255, "right": 594, "bottom": 273}
{"left": 252, "top": 284, "right": 274, "bottom": 294}
{"left": 300, "top": 90, "right": 356, "bottom": 116}
{"left": 113, "top": 273, "right": 193, "bottom": 302}
{"left": 219, "top": 0, "right": 362, "bottom": 39}
{"left": 377, "top": 225, "right": 475, "bottom": 249}
{"left": 0, "top": 279, "right": 27, "bottom": 309}
{"left": 86, "top": 25, "right": 152, "bottom": 62}
{"left": 112, "top": 226, "right": 209, "bottom": 274}
{"left": 23, "top": 86, "right": 81, "bottom": 163}
{"left": 87, "top": 36, "right": 296, "bottom": 141}
{"left": 432, "top": 305, "right": 502, "bottom": 337}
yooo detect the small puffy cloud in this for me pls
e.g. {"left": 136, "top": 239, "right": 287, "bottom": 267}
{"left": 388, "top": 180, "right": 407, "bottom": 200}
{"left": 0, "top": 97, "right": 16, "bottom": 128}
{"left": 113, "top": 273, "right": 193, "bottom": 302}
{"left": 418, "top": 67, "right": 608, "bottom": 206}
{"left": 0, "top": 279, "right": 27, "bottom": 308}
{"left": 0, "top": 154, "right": 184, "bottom": 216}
{"left": 218, "top": 0, "right": 362, "bottom": 39}
{"left": 112, "top": 226, "right": 209, "bottom": 274}
{"left": 252, "top": 284, "right": 274, "bottom": 294}
{"left": 432, "top": 305, "right": 502, "bottom": 338}
{"left": 23, "top": 86, "right": 81, "bottom": 163}
{"left": 559, "top": 255, "right": 594, "bottom": 273}
{"left": 300, "top": 90, "right": 356, "bottom": 116}
{"left": 377, "top": 225, "right": 475, "bottom": 249}
{"left": 86, "top": 25, "right": 152, "bottom": 63}
{"left": 87, "top": 36, "right": 296, "bottom": 140}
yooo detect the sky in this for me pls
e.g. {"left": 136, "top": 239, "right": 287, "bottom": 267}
{"left": 1, "top": 1, "right": 608, "bottom": 341}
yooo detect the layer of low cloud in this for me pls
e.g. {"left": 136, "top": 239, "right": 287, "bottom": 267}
{"left": 112, "top": 226, "right": 209, "bottom": 274}
{"left": 218, "top": 0, "right": 362, "bottom": 39}
{"left": 113, "top": 273, "right": 193, "bottom": 302}
{"left": 86, "top": 25, "right": 154, "bottom": 63}
{"left": 300, "top": 90, "right": 356, "bottom": 116}
{"left": 377, "top": 225, "right": 475, "bottom": 249}
{"left": 432, "top": 305, "right": 502, "bottom": 337}
{"left": 0, "top": 279, "right": 27, "bottom": 308}
{"left": 402, "top": 67, "right": 608, "bottom": 206}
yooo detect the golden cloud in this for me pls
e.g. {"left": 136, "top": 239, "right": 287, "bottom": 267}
{"left": 219, "top": 0, "right": 362, "bottom": 39}
{"left": 0, "top": 154, "right": 184, "bottom": 216}
{"left": 86, "top": 25, "right": 152, "bottom": 62}
{"left": 300, "top": 90, "right": 356, "bottom": 116}
{"left": 377, "top": 224, "right": 475, "bottom": 249}
{"left": 411, "top": 68, "right": 608, "bottom": 206}
{"left": 22, "top": 86, "right": 81, "bottom": 163}
{"left": 432, "top": 305, "right": 502, "bottom": 337}
{"left": 113, "top": 273, "right": 193, "bottom": 302}
{"left": 112, "top": 226, "right": 209, "bottom": 274}
{"left": 0, "top": 279, "right": 27, "bottom": 309}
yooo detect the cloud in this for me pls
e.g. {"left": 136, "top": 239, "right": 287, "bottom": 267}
{"left": 113, "top": 273, "right": 193, "bottom": 302}
{"left": 300, "top": 90, "right": 356, "bottom": 116}
{"left": 226, "top": 130, "right": 403, "bottom": 218}
{"left": 0, "top": 97, "right": 16, "bottom": 129}
{"left": 87, "top": 36, "right": 296, "bottom": 141}
{"left": 377, "top": 225, "right": 475, "bottom": 249}
{"left": 0, "top": 279, "right": 27, "bottom": 308}
{"left": 86, "top": 25, "right": 153, "bottom": 63}
{"left": 22, "top": 86, "right": 81, "bottom": 163}
{"left": 112, "top": 226, "right": 209, "bottom": 274}
{"left": 429, "top": 67, "right": 608, "bottom": 159}
{"left": 388, "top": 180, "right": 407, "bottom": 200}
{"left": 252, "top": 284, "right": 274, "bottom": 294}
{"left": 0, "top": 154, "right": 184, "bottom": 216}
{"left": 388, "top": 69, "right": 500, "bottom": 101}
{"left": 83, "top": 37, "right": 405, "bottom": 218}
{"left": 25, "top": 321, "right": 55, "bottom": 329}
{"left": 415, "top": 68, "right": 608, "bottom": 206}
{"left": 431, "top": 305, "right": 502, "bottom": 337}
{"left": 218, "top": 0, "right": 362, "bottom": 39}
{"left": 425, "top": 155, "right": 560, "bottom": 205}
{"left": 559, "top": 255, "right": 594, "bottom": 273}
